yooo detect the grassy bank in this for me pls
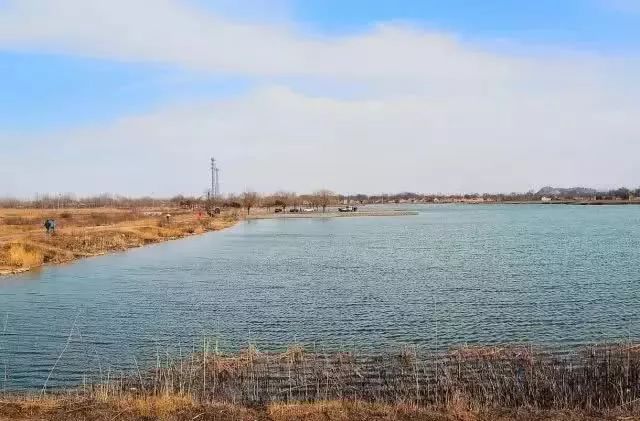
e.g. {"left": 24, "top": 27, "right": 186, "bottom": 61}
{"left": 95, "top": 344, "right": 640, "bottom": 411}
{"left": 0, "top": 208, "right": 239, "bottom": 276}
{"left": 0, "top": 395, "right": 623, "bottom": 420}
{"left": 5, "top": 344, "right": 639, "bottom": 420}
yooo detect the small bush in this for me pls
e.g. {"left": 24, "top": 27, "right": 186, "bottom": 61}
{"left": 8, "top": 244, "right": 44, "bottom": 268}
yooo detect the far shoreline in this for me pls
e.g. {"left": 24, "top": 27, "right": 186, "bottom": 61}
{"left": 245, "top": 209, "right": 418, "bottom": 220}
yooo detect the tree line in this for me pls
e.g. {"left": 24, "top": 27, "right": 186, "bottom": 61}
{"left": 220, "top": 190, "right": 336, "bottom": 214}
{"left": 0, "top": 190, "right": 340, "bottom": 214}
{"left": 1, "top": 187, "right": 639, "bottom": 211}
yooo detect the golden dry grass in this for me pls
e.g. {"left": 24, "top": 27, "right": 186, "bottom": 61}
{"left": 0, "top": 208, "right": 239, "bottom": 275}
{"left": 0, "top": 396, "right": 627, "bottom": 420}
{"left": 6, "top": 243, "right": 44, "bottom": 268}
{"left": 115, "top": 395, "right": 197, "bottom": 418}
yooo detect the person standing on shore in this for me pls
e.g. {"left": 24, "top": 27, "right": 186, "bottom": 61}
{"left": 44, "top": 219, "right": 56, "bottom": 235}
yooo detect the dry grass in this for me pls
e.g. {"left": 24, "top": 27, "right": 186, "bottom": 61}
{"left": 0, "top": 209, "right": 239, "bottom": 275}
{"left": 0, "top": 395, "right": 630, "bottom": 420}
{"left": 4, "top": 344, "right": 640, "bottom": 419}
{"left": 62, "top": 343, "right": 640, "bottom": 418}
{"left": 5, "top": 243, "right": 44, "bottom": 268}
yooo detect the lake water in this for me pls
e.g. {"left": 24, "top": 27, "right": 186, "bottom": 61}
{"left": 1, "top": 204, "right": 639, "bottom": 390}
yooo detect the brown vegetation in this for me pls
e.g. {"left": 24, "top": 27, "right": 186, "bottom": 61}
{"left": 93, "top": 344, "right": 640, "bottom": 413}
{"left": 5, "top": 243, "right": 44, "bottom": 268}
{"left": 0, "top": 208, "right": 239, "bottom": 275}
{"left": 6, "top": 344, "right": 640, "bottom": 420}
{"left": 0, "top": 395, "right": 593, "bottom": 421}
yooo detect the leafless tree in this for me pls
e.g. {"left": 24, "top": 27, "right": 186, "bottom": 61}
{"left": 287, "top": 192, "right": 299, "bottom": 210}
{"left": 315, "top": 189, "right": 335, "bottom": 213}
{"left": 241, "top": 191, "right": 260, "bottom": 215}
{"left": 299, "top": 194, "right": 315, "bottom": 209}
{"left": 272, "top": 191, "right": 289, "bottom": 211}
{"left": 273, "top": 191, "right": 298, "bottom": 211}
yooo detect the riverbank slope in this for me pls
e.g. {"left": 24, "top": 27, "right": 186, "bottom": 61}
{"left": 0, "top": 208, "right": 239, "bottom": 276}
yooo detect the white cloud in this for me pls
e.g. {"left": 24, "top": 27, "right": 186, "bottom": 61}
{"left": 0, "top": 0, "right": 639, "bottom": 195}
{"left": 0, "top": 0, "right": 630, "bottom": 82}
{"left": 4, "top": 84, "right": 639, "bottom": 196}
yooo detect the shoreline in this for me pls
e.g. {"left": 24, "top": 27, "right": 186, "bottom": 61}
{"left": 0, "top": 211, "right": 239, "bottom": 277}
{"left": 1, "top": 200, "right": 633, "bottom": 277}
{"left": 0, "top": 209, "right": 419, "bottom": 277}
{"left": 4, "top": 344, "right": 640, "bottom": 420}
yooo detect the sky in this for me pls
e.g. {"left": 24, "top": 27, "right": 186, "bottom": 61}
{"left": 1, "top": 0, "right": 639, "bottom": 197}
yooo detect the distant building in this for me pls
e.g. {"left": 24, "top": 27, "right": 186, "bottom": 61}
{"left": 541, "top": 197, "right": 552, "bottom": 202}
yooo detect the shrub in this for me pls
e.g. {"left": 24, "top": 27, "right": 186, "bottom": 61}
{"left": 8, "top": 243, "right": 44, "bottom": 268}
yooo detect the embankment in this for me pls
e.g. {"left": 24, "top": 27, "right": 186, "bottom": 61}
{"left": 0, "top": 209, "right": 239, "bottom": 276}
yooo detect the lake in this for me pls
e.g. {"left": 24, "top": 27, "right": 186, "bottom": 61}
{"left": 1, "top": 204, "right": 639, "bottom": 390}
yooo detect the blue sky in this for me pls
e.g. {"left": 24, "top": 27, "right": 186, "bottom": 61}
{"left": 0, "top": 52, "right": 249, "bottom": 133}
{"left": 293, "top": 0, "right": 640, "bottom": 47}
{"left": 1, "top": 0, "right": 639, "bottom": 133}
{"left": 1, "top": 0, "right": 639, "bottom": 195}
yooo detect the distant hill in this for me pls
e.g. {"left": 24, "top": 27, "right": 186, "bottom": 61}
{"left": 535, "top": 186, "right": 598, "bottom": 197}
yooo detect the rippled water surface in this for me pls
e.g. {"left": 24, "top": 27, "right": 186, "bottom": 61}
{"left": 1, "top": 204, "right": 640, "bottom": 389}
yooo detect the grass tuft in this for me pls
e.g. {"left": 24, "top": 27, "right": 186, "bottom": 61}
{"left": 7, "top": 243, "right": 44, "bottom": 268}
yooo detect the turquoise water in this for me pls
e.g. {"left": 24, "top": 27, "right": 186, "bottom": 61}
{"left": 1, "top": 204, "right": 639, "bottom": 389}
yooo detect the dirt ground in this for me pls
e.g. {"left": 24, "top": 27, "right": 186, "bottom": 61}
{"left": 0, "top": 208, "right": 239, "bottom": 276}
{"left": 0, "top": 396, "right": 631, "bottom": 421}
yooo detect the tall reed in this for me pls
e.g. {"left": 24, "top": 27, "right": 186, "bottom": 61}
{"left": 69, "top": 343, "right": 640, "bottom": 413}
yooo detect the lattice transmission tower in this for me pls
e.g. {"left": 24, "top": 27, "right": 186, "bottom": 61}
{"left": 210, "top": 157, "right": 221, "bottom": 200}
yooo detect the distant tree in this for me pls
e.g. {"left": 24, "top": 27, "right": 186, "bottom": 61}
{"left": 171, "top": 195, "right": 185, "bottom": 204}
{"left": 273, "top": 191, "right": 292, "bottom": 211}
{"left": 314, "top": 189, "right": 335, "bottom": 213}
{"left": 241, "top": 191, "right": 260, "bottom": 215}
{"left": 223, "top": 194, "right": 242, "bottom": 209}
{"left": 352, "top": 194, "right": 369, "bottom": 203}
{"left": 0, "top": 197, "right": 20, "bottom": 208}
{"left": 299, "top": 194, "right": 314, "bottom": 208}
{"left": 278, "top": 191, "right": 298, "bottom": 210}
{"left": 261, "top": 195, "right": 277, "bottom": 212}
{"left": 610, "top": 187, "right": 631, "bottom": 200}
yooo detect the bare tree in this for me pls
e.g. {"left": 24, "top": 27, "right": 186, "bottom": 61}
{"left": 273, "top": 191, "right": 289, "bottom": 211}
{"left": 299, "top": 194, "right": 315, "bottom": 209}
{"left": 287, "top": 192, "right": 299, "bottom": 211}
{"left": 241, "top": 191, "right": 260, "bottom": 215}
{"left": 315, "top": 189, "right": 335, "bottom": 213}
